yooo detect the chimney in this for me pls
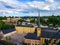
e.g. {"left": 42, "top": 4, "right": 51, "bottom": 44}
{"left": 37, "top": 28, "right": 41, "bottom": 37}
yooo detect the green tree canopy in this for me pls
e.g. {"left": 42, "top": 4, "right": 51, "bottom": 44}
{"left": 0, "top": 21, "right": 15, "bottom": 30}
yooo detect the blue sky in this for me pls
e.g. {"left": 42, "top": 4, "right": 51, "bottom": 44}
{"left": 0, "top": 0, "right": 60, "bottom": 16}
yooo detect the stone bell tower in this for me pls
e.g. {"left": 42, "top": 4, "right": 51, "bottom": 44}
{"left": 37, "top": 11, "right": 41, "bottom": 37}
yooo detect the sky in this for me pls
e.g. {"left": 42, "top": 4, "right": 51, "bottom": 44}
{"left": 0, "top": 0, "right": 60, "bottom": 16}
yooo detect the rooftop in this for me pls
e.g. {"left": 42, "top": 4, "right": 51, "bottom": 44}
{"left": 24, "top": 30, "right": 40, "bottom": 40}
{"left": 1, "top": 28, "right": 15, "bottom": 34}
{"left": 41, "top": 30, "right": 60, "bottom": 39}
{"left": 16, "top": 24, "right": 34, "bottom": 27}
{"left": 25, "top": 27, "right": 60, "bottom": 40}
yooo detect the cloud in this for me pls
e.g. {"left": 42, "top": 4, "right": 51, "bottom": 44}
{"left": 0, "top": 0, "right": 28, "bottom": 9}
{"left": 0, "top": 0, "right": 60, "bottom": 10}
{"left": 0, "top": 0, "right": 60, "bottom": 16}
{"left": 0, "top": 0, "right": 59, "bottom": 11}
{"left": 27, "top": 1, "right": 50, "bottom": 10}
{"left": 46, "top": 0, "right": 54, "bottom": 3}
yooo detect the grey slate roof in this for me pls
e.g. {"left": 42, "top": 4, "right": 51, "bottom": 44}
{"left": 16, "top": 24, "right": 34, "bottom": 27}
{"left": 1, "top": 28, "right": 15, "bottom": 34}
{"left": 25, "top": 27, "right": 60, "bottom": 40}
{"left": 24, "top": 30, "right": 40, "bottom": 40}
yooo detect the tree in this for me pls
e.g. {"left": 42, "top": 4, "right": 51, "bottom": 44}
{"left": 6, "top": 36, "right": 11, "bottom": 41}
{"left": 47, "top": 15, "right": 58, "bottom": 27}
{"left": 40, "top": 17, "right": 47, "bottom": 25}
{"left": 30, "top": 18, "right": 35, "bottom": 23}
{"left": 3, "top": 16, "right": 7, "bottom": 20}
{"left": 0, "top": 23, "right": 2, "bottom": 30}
{"left": 0, "top": 40, "right": 16, "bottom": 45}
{"left": 18, "top": 19, "right": 24, "bottom": 24}
{"left": 0, "top": 21, "right": 15, "bottom": 30}
{"left": 57, "top": 18, "right": 60, "bottom": 25}
{"left": 0, "top": 16, "right": 7, "bottom": 20}
{"left": 0, "top": 21, "right": 5, "bottom": 30}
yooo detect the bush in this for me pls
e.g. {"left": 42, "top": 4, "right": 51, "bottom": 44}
{"left": 0, "top": 40, "right": 16, "bottom": 45}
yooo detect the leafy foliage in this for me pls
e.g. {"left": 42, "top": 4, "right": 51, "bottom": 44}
{"left": 18, "top": 19, "right": 24, "bottom": 24}
{"left": 30, "top": 18, "right": 35, "bottom": 23}
{"left": 0, "top": 16, "right": 7, "bottom": 20}
{"left": 39, "top": 15, "right": 60, "bottom": 27}
{"left": 0, "top": 40, "right": 16, "bottom": 45}
{"left": 0, "top": 21, "right": 15, "bottom": 30}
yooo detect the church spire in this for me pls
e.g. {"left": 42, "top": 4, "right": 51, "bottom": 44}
{"left": 38, "top": 11, "right": 40, "bottom": 28}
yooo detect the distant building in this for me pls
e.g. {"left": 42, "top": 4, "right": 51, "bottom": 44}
{"left": 7, "top": 17, "right": 11, "bottom": 23}
{"left": 2, "top": 20, "right": 7, "bottom": 22}
{"left": 7, "top": 17, "right": 22, "bottom": 25}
